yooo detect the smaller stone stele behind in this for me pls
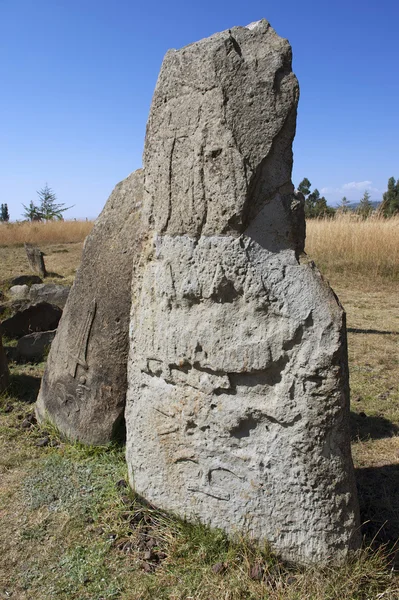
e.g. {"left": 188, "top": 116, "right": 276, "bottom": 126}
{"left": 0, "top": 334, "right": 9, "bottom": 393}
{"left": 35, "top": 169, "right": 144, "bottom": 444}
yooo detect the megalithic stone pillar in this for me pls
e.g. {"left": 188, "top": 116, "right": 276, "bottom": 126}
{"left": 24, "top": 243, "right": 47, "bottom": 278}
{"left": 125, "top": 20, "right": 360, "bottom": 564}
{"left": 36, "top": 169, "right": 144, "bottom": 444}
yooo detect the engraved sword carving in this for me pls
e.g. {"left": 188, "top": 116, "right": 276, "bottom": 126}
{"left": 68, "top": 299, "right": 97, "bottom": 378}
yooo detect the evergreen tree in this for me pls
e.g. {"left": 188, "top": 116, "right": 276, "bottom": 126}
{"left": 36, "top": 183, "right": 72, "bottom": 220}
{"left": 298, "top": 177, "right": 311, "bottom": 197}
{"left": 338, "top": 196, "right": 350, "bottom": 213}
{"left": 357, "top": 190, "right": 373, "bottom": 219}
{"left": 0, "top": 203, "right": 10, "bottom": 222}
{"left": 22, "top": 184, "right": 73, "bottom": 222}
{"left": 297, "top": 178, "right": 335, "bottom": 218}
{"left": 380, "top": 176, "right": 399, "bottom": 216}
{"left": 22, "top": 200, "right": 43, "bottom": 221}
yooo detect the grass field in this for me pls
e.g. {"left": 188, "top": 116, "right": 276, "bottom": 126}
{"left": 0, "top": 217, "right": 398, "bottom": 599}
{"left": 0, "top": 219, "right": 93, "bottom": 246}
{"left": 306, "top": 214, "right": 399, "bottom": 281}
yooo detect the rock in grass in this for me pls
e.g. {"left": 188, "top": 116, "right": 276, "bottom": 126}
{"left": 125, "top": 20, "right": 360, "bottom": 564}
{"left": 29, "top": 283, "right": 70, "bottom": 309}
{"left": 212, "top": 562, "right": 227, "bottom": 575}
{"left": 35, "top": 436, "right": 50, "bottom": 447}
{"left": 0, "top": 302, "right": 61, "bottom": 339}
{"left": 16, "top": 330, "right": 56, "bottom": 363}
{"left": 9, "top": 285, "right": 30, "bottom": 301}
{"left": 35, "top": 169, "right": 144, "bottom": 444}
{"left": 249, "top": 564, "right": 264, "bottom": 581}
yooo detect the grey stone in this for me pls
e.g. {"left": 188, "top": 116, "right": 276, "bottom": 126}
{"left": 29, "top": 284, "right": 70, "bottom": 309}
{"left": 0, "top": 302, "right": 62, "bottom": 339}
{"left": 9, "top": 285, "right": 30, "bottom": 300}
{"left": 0, "top": 299, "right": 30, "bottom": 319}
{"left": 126, "top": 20, "right": 360, "bottom": 564}
{"left": 35, "top": 169, "right": 144, "bottom": 445}
{"left": 0, "top": 334, "right": 9, "bottom": 393}
{"left": 16, "top": 330, "right": 56, "bottom": 362}
{"left": 0, "top": 284, "right": 69, "bottom": 329}
{"left": 24, "top": 243, "right": 47, "bottom": 278}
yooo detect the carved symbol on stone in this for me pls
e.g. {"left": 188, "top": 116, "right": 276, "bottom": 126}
{"left": 76, "top": 383, "right": 90, "bottom": 401}
{"left": 68, "top": 299, "right": 96, "bottom": 378}
{"left": 153, "top": 405, "right": 245, "bottom": 501}
{"left": 188, "top": 466, "right": 244, "bottom": 501}
{"left": 154, "top": 406, "right": 179, "bottom": 434}
{"left": 187, "top": 485, "right": 231, "bottom": 501}
{"left": 154, "top": 406, "right": 176, "bottom": 419}
{"left": 55, "top": 382, "right": 80, "bottom": 414}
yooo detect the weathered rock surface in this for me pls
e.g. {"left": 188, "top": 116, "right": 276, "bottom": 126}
{"left": 9, "top": 285, "right": 30, "bottom": 301}
{"left": 35, "top": 169, "right": 145, "bottom": 444}
{"left": 126, "top": 20, "right": 360, "bottom": 564}
{"left": 16, "top": 330, "right": 56, "bottom": 362}
{"left": 0, "top": 284, "right": 69, "bottom": 329}
{"left": 0, "top": 302, "right": 62, "bottom": 339}
{"left": 29, "top": 283, "right": 70, "bottom": 309}
{"left": 0, "top": 299, "right": 30, "bottom": 320}
{"left": 0, "top": 334, "right": 9, "bottom": 392}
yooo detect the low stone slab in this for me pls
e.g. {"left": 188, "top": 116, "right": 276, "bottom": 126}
{"left": 35, "top": 169, "right": 144, "bottom": 445}
{"left": 16, "top": 330, "right": 56, "bottom": 363}
{"left": 0, "top": 303, "right": 62, "bottom": 339}
{"left": 29, "top": 284, "right": 70, "bottom": 309}
{"left": 9, "top": 285, "right": 30, "bottom": 301}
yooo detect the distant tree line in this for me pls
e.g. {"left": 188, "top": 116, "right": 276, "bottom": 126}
{"left": 0, "top": 203, "right": 10, "bottom": 222}
{"left": 297, "top": 178, "right": 335, "bottom": 218}
{"left": 380, "top": 177, "right": 399, "bottom": 217}
{"left": 298, "top": 176, "right": 399, "bottom": 219}
{"left": 1, "top": 178, "right": 398, "bottom": 223}
{"left": 1, "top": 184, "right": 73, "bottom": 223}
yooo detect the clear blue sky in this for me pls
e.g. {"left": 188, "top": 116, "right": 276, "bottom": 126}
{"left": 1, "top": 0, "right": 398, "bottom": 220}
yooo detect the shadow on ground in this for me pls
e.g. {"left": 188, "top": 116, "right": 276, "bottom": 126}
{"left": 356, "top": 464, "right": 399, "bottom": 547}
{"left": 350, "top": 411, "right": 399, "bottom": 441}
{"left": 348, "top": 327, "right": 399, "bottom": 336}
{"left": 8, "top": 373, "right": 41, "bottom": 404}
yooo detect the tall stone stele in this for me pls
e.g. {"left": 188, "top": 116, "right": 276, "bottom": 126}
{"left": 126, "top": 20, "right": 361, "bottom": 564}
{"left": 36, "top": 170, "right": 144, "bottom": 443}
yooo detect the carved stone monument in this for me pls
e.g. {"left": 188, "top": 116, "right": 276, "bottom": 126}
{"left": 125, "top": 20, "right": 360, "bottom": 563}
{"left": 36, "top": 170, "right": 144, "bottom": 444}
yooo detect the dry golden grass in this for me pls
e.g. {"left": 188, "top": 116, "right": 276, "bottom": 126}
{"left": 2, "top": 214, "right": 398, "bottom": 281}
{"left": 0, "top": 243, "right": 84, "bottom": 284}
{"left": 306, "top": 214, "right": 399, "bottom": 280}
{"left": 0, "top": 220, "right": 93, "bottom": 246}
